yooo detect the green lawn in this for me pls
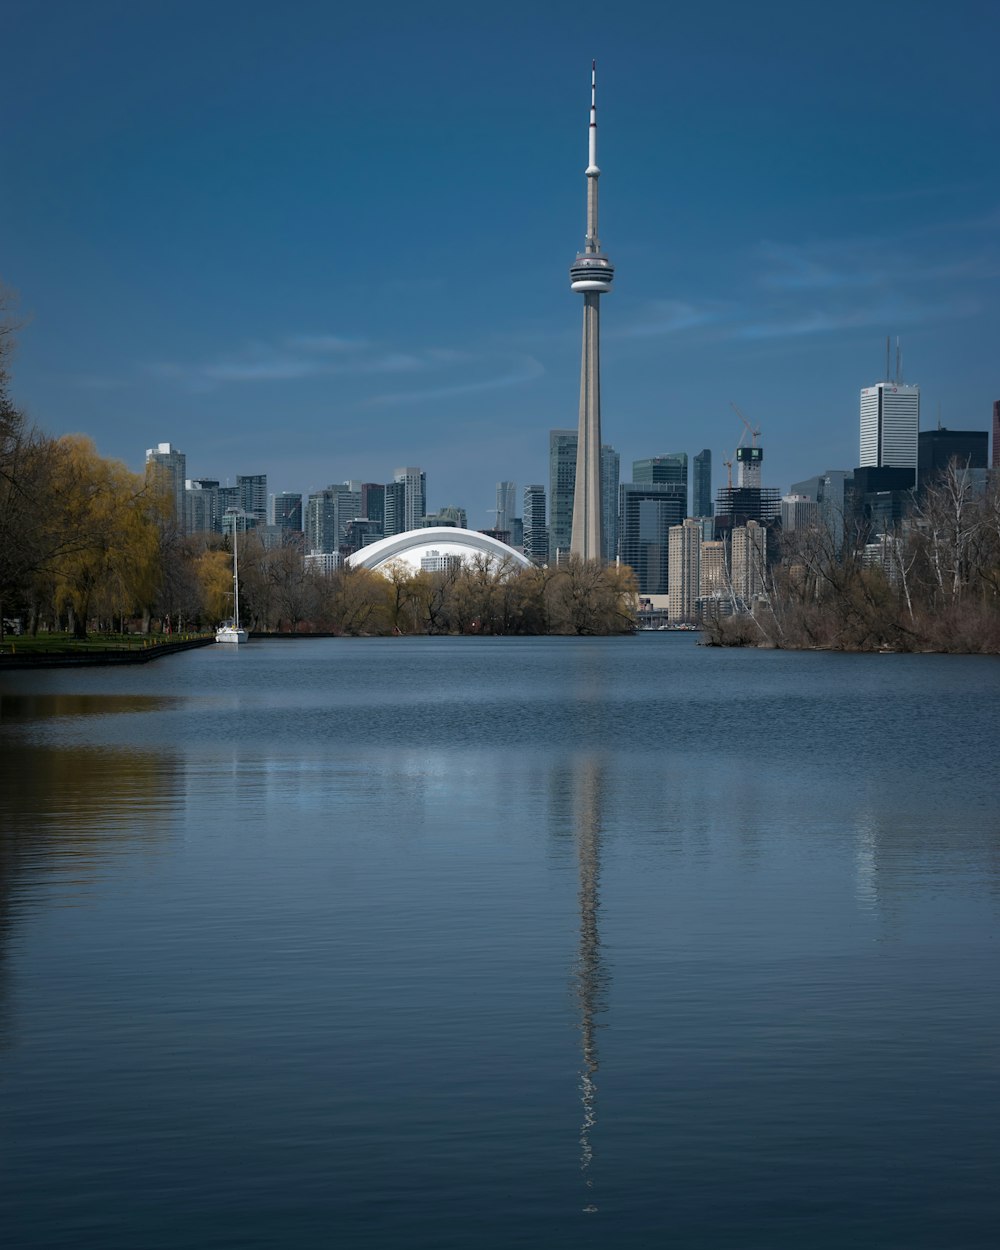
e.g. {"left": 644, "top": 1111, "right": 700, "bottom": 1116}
{"left": 1, "top": 632, "right": 211, "bottom": 655}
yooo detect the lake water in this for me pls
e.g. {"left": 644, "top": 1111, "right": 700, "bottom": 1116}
{"left": 1, "top": 635, "right": 998, "bottom": 1248}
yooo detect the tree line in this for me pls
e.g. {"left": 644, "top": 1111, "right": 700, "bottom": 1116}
{"left": 706, "top": 463, "right": 1000, "bottom": 653}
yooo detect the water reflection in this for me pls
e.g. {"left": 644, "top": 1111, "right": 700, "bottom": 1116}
{"left": 0, "top": 692, "right": 178, "bottom": 724}
{"left": 0, "top": 740, "right": 179, "bottom": 1041}
{"left": 567, "top": 755, "right": 609, "bottom": 1213}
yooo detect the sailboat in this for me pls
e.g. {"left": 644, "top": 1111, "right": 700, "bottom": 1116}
{"left": 216, "top": 516, "right": 249, "bottom": 644}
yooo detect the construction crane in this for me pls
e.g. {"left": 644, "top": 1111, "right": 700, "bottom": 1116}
{"left": 722, "top": 452, "right": 733, "bottom": 490}
{"left": 730, "top": 401, "right": 761, "bottom": 448}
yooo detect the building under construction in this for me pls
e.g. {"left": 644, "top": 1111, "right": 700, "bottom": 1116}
{"left": 714, "top": 445, "right": 780, "bottom": 537}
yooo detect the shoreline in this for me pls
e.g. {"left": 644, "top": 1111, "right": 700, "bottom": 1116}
{"left": 0, "top": 636, "right": 215, "bottom": 670}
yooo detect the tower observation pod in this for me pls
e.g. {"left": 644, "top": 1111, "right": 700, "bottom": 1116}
{"left": 570, "top": 62, "right": 614, "bottom": 562}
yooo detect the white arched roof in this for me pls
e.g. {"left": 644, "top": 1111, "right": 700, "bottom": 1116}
{"left": 346, "top": 527, "right": 531, "bottom": 574}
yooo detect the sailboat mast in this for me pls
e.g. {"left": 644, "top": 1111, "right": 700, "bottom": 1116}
{"left": 233, "top": 525, "right": 240, "bottom": 630}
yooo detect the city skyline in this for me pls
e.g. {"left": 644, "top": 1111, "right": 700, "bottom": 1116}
{"left": 3, "top": 1, "right": 999, "bottom": 524}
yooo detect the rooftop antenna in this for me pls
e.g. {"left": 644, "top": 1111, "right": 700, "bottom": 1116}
{"left": 885, "top": 335, "right": 890, "bottom": 382}
{"left": 896, "top": 336, "right": 902, "bottom": 384}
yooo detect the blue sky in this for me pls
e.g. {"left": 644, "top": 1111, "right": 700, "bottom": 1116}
{"left": 4, "top": 0, "right": 998, "bottom": 524}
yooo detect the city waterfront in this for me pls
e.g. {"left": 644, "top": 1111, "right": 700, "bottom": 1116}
{"left": 1, "top": 636, "right": 998, "bottom": 1248}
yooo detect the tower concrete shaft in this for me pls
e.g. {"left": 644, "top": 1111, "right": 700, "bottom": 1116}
{"left": 570, "top": 62, "right": 614, "bottom": 562}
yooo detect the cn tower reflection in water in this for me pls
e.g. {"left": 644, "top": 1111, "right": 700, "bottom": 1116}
{"left": 567, "top": 754, "right": 609, "bottom": 1213}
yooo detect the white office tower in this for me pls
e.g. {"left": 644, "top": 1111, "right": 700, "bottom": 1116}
{"left": 731, "top": 520, "right": 767, "bottom": 603}
{"left": 860, "top": 382, "right": 920, "bottom": 469}
{"left": 668, "top": 519, "right": 702, "bottom": 622}
{"left": 569, "top": 62, "right": 614, "bottom": 561}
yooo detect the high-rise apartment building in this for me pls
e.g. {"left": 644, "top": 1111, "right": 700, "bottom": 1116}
{"left": 393, "top": 467, "right": 426, "bottom": 532}
{"left": 269, "top": 492, "right": 303, "bottom": 532}
{"left": 237, "top": 474, "right": 268, "bottom": 524}
{"left": 693, "top": 449, "right": 712, "bottom": 517}
{"left": 523, "top": 484, "right": 548, "bottom": 565}
{"left": 860, "top": 382, "right": 920, "bottom": 476}
{"left": 145, "top": 442, "right": 186, "bottom": 529}
{"left": 668, "top": 519, "right": 702, "bottom": 622}
{"left": 305, "top": 490, "right": 337, "bottom": 553}
{"left": 361, "top": 483, "right": 385, "bottom": 532}
{"left": 383, "top": 480, "right": 406, "bottom": 538}
{"left": 185, "top": 478, "right": 219, "bottom": 534}
{"left": 217, "top": 485, "right": 239, "bottom": 517}
{"left": 731, "top": 521, "right": 767, "bottom": 604}
{"left": 699, "top": 540, "right": 726, "bottom": 597}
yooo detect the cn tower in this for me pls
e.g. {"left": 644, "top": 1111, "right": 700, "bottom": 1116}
{"left": 570, "top": 61, "right": 614, "bottom": 562}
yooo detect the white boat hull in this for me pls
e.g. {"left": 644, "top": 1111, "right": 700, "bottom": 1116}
{"left": 215, "top": 625, "right": 249, "bottom": 644}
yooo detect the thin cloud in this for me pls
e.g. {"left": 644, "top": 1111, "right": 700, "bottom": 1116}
{"left": 613, "top": 299, "right": 726, "bottom": 339}
{"left": 149, "top": 334, "right": 437, "bottom": 390}
{"left": 737, "top": 296, "right": 980, "bottom": 341}
{"left": 367, "top": 355, "right": 544, "bottom": 407}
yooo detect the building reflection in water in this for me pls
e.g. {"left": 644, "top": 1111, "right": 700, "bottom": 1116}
{"left": 569, "top": 754, "right": 608, "bottom": 1213}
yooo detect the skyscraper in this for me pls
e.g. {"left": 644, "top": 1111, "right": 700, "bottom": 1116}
{"left": 269, "top": 492, "right": 303, "bottom": 532}
{"left": 600, "top": 445, "right": 619, "bottom": 563}
{"left": 237, "top": 474, "right": 267, "bottom": 524}
{"left": 633, "top": 454, "right": 687, "bottom": 488}
{"left": 668, "top": 519, "right": 702, "bottom": 622}
{"left": 860, "top": 382, "right": 920, "bottom": 475}
{"left": 570, "top": 63, "right": 614, "bottom": 561}
{"left": 145, "top": 442, "right": 186, "bottom": 530}
{"left": 619, "top": 482, "right": 686, "bottom": 594}
{"left": 495, "top": 481, "right": 517, "bottom": 535}
{"left": 736, "top": 446, "right": 762, "bottom": 488}
{"left": 305, "top": 489, "right": 337, "bottom": 553}
{"left": 361, "top": 483, "right": 385, "bottom": 532}
{"left": 549, "top": 430, "right": 577, "bottom": 561}
{"left": 523, "top": 484, "right": 548, "bottom": 565}
{"left": 383, "top": 480, "right": 406, "bottom": 538}
{"left": 393, "top": 467, "right": 426, "bottom": 532}
{"left": 781, "top": 494, "right": 819, "bottom": 532}
{"left": 917, "top": 428, "right": 988, "bottom": 493}
{"left": 693, "top": 449, "right": 712, "bottom": 517}
{"left": 731, "top": 521, "right": 767, "bottom": 604}
{"left": 184, "top": 478, "right": 219, "bottom": 534}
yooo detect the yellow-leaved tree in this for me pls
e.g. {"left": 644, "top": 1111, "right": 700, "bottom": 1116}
{"left": 45, "top": 436, "right": 162, "bottom": 637}
{"left": 195, "top": 548, "right": 235, "bottom": 625}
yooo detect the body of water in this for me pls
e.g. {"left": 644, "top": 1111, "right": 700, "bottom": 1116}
{"left": 1, "top": 636, "right": 998, "bottom": 1248}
